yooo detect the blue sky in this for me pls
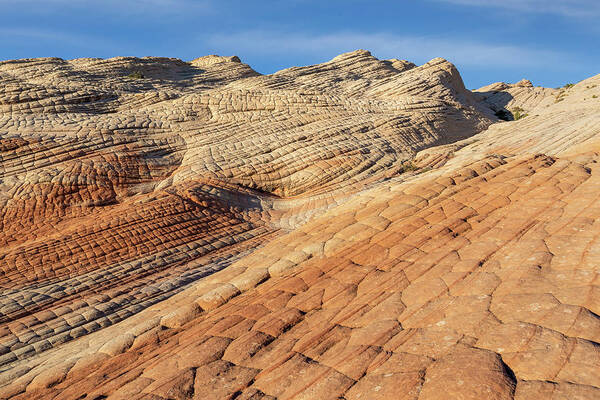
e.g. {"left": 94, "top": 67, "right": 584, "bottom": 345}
{"left": 0, "top": 0, "right": 598, "bottom": 88}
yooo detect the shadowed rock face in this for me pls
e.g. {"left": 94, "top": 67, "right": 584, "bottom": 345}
{"left": 1, "top": 50, "right": 600, "bottom": 399}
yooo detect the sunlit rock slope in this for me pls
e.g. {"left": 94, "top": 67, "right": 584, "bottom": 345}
{"left": 1, "top": 50, "right": 599, "bottom": 399}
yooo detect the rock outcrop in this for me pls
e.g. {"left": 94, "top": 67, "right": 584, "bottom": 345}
{"left": 474, "top": 79, "right": 557, "bottom": 120}
{"left": 1, "top": 50, "right": 599, "bottom": 399}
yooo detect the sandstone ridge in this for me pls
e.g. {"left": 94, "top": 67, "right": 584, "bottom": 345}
{"left": 1, "top": 50, "right": 600, "bottom": 399}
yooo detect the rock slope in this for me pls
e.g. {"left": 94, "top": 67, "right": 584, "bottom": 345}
{"left": 1, "top": 50, "right": 599, "bottom": 399}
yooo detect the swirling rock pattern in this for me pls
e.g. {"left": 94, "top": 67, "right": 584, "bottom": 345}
{"left": 1, "top": 50, "right": 599, "bottom": 399}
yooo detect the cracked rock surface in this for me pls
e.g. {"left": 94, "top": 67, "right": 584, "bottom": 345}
{"left": 1, "top": 50, "right": 600, "bottom": 399}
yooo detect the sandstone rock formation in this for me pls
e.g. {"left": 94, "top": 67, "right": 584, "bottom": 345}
{"left": 1, "top": 50, "right": 599, "bottom": 399}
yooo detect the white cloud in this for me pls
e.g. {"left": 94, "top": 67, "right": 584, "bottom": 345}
{"left": 206, "top": 31, "right": 571, "bottom": 69}
{"left": 432, "top": 0, "right": 600, "bottom": 17}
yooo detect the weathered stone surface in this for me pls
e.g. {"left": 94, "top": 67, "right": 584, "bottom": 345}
{"left": 1, "top": 50, "right": 600, "bottom": 399}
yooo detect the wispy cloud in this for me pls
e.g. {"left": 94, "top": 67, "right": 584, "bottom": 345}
{"left": 0, "top": 27, "right": 132, "bottom": 58}
{"left": 431, "top": 0, "right": 600, "bottom": 17}
{"left": 206, "top": 31, "right": 572, "bottom": 69}
{"left": 0, "top": 0, "right": 212, "bottom": 16}
{"left": 0, "top": 27, "right": 86, "bottom": 44}
{"left": 0, "top": 0, "right": 200, "bottom": 4}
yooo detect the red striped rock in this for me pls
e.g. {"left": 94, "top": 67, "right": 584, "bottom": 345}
{"left": 2, "top": 50, "right": 600, "bottom": 399}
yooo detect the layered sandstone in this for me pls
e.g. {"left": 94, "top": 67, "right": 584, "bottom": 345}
{"left": 1, "top": 50, "right": 599, "bottom": 399}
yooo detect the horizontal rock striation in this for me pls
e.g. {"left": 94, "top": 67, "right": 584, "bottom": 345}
{"left": 1, "top": 50, "right": 600, "bottom": 399}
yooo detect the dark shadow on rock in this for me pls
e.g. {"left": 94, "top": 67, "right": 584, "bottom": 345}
{"left": 474, "top": 90, "right": 515, "bottom": 121}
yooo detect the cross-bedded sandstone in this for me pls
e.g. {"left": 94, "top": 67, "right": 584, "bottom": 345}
{"left": 1, "top": 50, "right": 599, "bottom": 399}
